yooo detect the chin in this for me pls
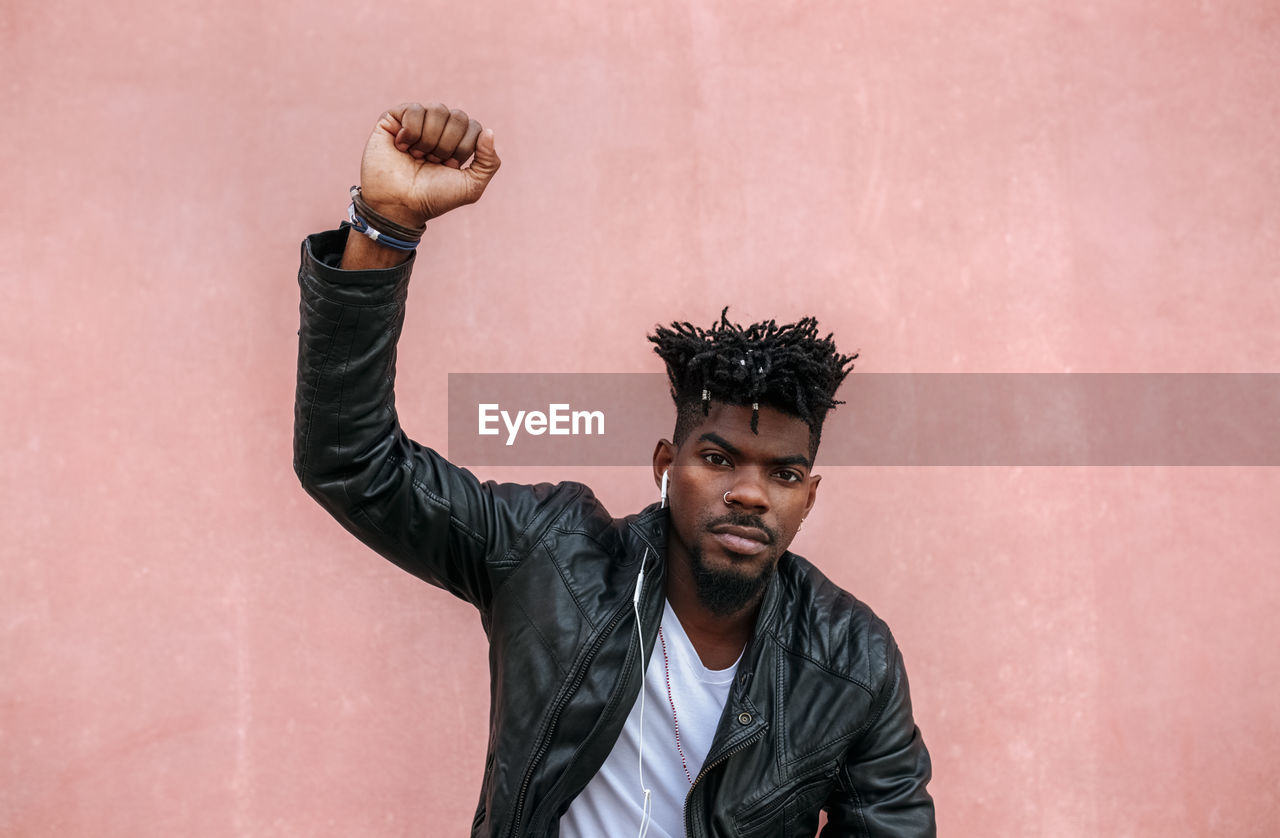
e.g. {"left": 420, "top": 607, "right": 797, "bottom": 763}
{"left": 689, "top": 544, "right": 778, "bottom": 617}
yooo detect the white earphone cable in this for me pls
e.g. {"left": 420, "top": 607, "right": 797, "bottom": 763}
{"left": 633, "top": 471, "right": 668, "bottom": 838}
{"left": 633, "top": 546, "right": 652, "bottom": 838}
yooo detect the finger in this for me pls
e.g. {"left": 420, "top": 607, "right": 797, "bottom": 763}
{"left": 450, "top": 118, "right": 483, "bottom": 167}
{"left": 412, "top": 103, "right": 451, "bottom": 161}
{"left": 430, "top": 109, "right": 471, "bottom": 163}
{"left": 378, "top": 105, "right": 407, "bottom": 139}
{"left": 464, "top": 128, "right": 501, "bottom": 195}
{"left": 393, "top": 103, "right": 427, "bottom": 154}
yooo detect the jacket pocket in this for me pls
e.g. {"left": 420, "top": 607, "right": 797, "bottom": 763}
{"left": 733, "top": 771, "right": 835, "bottom": 837}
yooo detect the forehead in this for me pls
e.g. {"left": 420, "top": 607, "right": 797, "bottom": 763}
{"left": 681, "top": 402, "right": 813, "bottom": 460}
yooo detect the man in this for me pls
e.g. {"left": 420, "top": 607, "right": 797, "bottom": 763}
{"left": 295, "top": 102, "right": 934, "bottom": 837}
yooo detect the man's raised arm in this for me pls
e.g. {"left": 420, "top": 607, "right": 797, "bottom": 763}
{"left": 293, "top": 102, "right": 549, "bottom": 610}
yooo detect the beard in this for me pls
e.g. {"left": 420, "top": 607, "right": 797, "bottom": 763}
{"left": 687, "top": 514, "right": 781, "bottom": 617}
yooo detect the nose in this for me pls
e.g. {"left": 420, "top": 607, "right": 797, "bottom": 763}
{"left": 725, "top": 468, "right": 770, "bottom": 512}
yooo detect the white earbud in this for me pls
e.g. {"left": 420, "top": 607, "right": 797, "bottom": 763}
{"left": 659, "top": 470, "right": 669, "bottom": 508}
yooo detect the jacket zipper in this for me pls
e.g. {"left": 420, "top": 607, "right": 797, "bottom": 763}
{"left": 682, "top": 727, "right": 767, "bottom": 838}
{"left": 505, "top": 593, "right": 638, "bottom": 837}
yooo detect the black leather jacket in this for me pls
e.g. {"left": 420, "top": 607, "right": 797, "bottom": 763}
{"left": 294, "top": 229, "right": 935, "bottom": 837}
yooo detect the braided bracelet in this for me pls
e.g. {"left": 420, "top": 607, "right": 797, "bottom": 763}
{"left": 347, "top": 203, "right": 421, "bottom": 252}
{"left": 349, "top": 186, "right": 426, "bottom": 240}
{"left": 346, "top": 186, "right": 425, "bottom": 252}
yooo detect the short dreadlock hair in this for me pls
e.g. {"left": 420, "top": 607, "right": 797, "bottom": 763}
{"left": 648, "top": 307, "right": 857, "bottom": 460}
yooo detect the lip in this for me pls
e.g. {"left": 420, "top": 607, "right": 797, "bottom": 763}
{"left": 708, "top": 524, "right": 771, "bottom": 556}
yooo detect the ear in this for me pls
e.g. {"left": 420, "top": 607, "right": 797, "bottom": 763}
{"left": 652, "top": 439, "right": 675, "bottom": 490}
{"left": 803, "top": 473, "right": 821, "bottom": 519}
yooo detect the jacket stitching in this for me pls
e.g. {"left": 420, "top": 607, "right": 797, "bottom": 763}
{"left": 771, "top": 636, "right": 883, "bottom": 768}
{"left": 509, "top": 592, "right": 568, "bottom": 678}
{"left": 773, "top": 639, "right": 876, "bottom": 695}
{"left": 542, "top": 541, "right": 594, "bottom": 629}
{"left": 483, "top": 485, "right": 592, "bottom": 601}
{"left": 498, "top": 482, "right": 587, "bottom": 569}
{"left": 337, "top": 307, "right": 411, "bottom": 545}
{"left": 837, "top": 763, "right": 871, "bottom": 837}
{"left": 295, "top": 291, "right": 344, "bottom": 481}
{"left": 302, "top": 272, "right": 408, "bottom": 308}
{"left": 335, "top": 306, "right": 356, "bottom": 514}
{"left": 735, "top": 771, "right": 834, "bottom": 832}
{"left": 393, "top": 454, "right": 487, "bottom": 549}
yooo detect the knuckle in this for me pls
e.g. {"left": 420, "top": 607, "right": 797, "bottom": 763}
{"left": 449, "top": 108, "right": 468, "bottom": 122}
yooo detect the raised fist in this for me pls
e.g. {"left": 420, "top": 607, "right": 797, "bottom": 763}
{"left": 357, "top": 102, "right": 501, "bottom": 228}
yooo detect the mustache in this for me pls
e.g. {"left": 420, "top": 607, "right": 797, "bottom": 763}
{"left": 705, "top": 513, "right": 778, "bottom": 545}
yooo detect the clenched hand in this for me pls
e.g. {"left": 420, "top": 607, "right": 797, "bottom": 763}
{"left": 359, "top": 102, "right": 501, "bottom": 228}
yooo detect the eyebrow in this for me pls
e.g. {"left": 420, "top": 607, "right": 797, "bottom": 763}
{"left": 698, "top": 432, "right": 812, "bottom": 470}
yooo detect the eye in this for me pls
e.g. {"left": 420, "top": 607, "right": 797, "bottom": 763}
{"left": 703, "top": 452, "right": 731, "bottom": 467}
{"left": 774, "top": 469, "right": 804, "bottom": 483}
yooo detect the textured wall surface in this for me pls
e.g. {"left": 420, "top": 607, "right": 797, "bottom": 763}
{"left": 2, "top": 1, "right": 1278, "bottom": 835}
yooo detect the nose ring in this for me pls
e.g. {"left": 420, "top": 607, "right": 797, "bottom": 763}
{"left": 724, "top": 491, "right": 734, "bottom": 506}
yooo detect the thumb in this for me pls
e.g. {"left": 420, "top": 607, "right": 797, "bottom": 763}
{"left": 466, "top": 128, "right": 501, "bottom": 188}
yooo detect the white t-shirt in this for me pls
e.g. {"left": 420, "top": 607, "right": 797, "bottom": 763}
{"left": 560, "top": 600, "right": 740, "bottom": 838}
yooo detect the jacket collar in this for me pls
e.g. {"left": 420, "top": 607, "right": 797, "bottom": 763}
{"left": 627, "top": 501, "right": 669, "bottom": 552}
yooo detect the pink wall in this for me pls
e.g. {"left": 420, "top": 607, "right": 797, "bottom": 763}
{"left": 3, "top": 0, "right": 1278, "bottom": 835}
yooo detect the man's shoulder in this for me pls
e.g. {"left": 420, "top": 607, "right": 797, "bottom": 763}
{"left": 505, "top": 480, "right": 660, "bottom": 559}
{"left": 769, "top": 553, "right": 901, "bottom": 693}
{"left": 487, "top": 477, "right": 613, "bottom": 539}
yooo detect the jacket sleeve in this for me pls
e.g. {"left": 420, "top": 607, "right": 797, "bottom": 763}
{"left": 821, "top": 641, "right": 936, "bottom": 837}
{"left": 293, "top": 228, "right": 567, "bottom": 612}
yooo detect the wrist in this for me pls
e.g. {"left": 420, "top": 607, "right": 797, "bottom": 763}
{"left": 363, "top": 200, "right": 426, "bottom": 229}
{"left": 346, "top": 186, "right": 425, "bottom": 255}
{"left": 355, "top": 187, "right": 428, "bottom": 230}
{"left": 340, "top": 225, "right": 415, "bottom": 270}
